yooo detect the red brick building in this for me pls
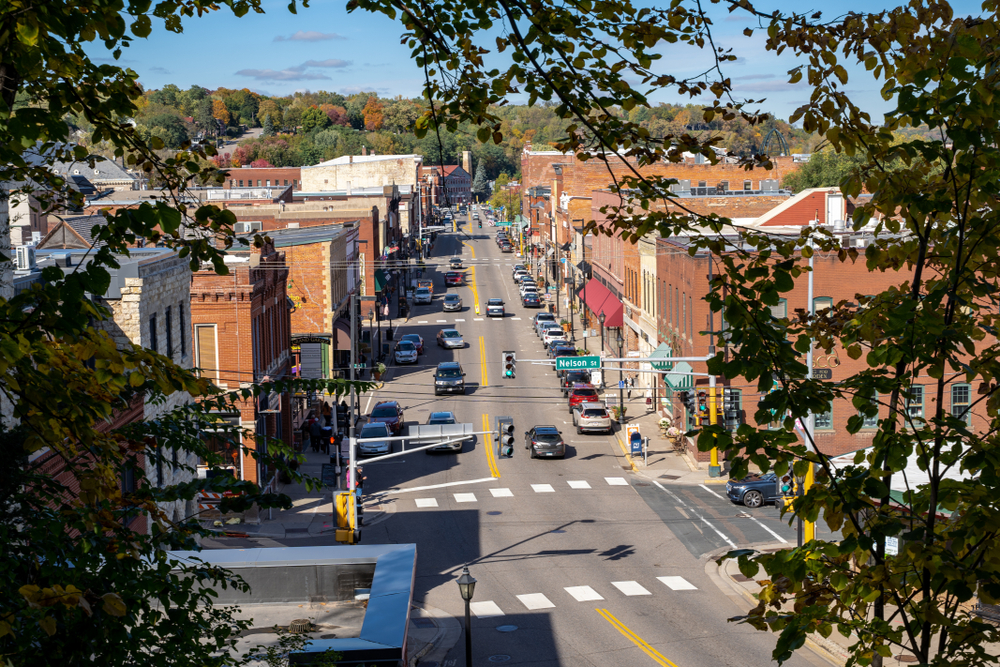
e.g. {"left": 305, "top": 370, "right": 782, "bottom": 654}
{"left": 189, "top": 241, "right": 293, "bottom": 485}
{"left": 421, "top": 165, "right": 472, "bottom": 206}
{"left": 223, "top": 167, "right": 302, "bottom": 190}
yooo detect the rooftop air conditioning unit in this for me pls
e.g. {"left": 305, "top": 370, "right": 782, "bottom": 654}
{"left": 234, "top": 221, "right": 263, "bottom": 234}
{"left": 15, "top": 245, "right": 36, "bottom": 271}
{"left": 286, "top": 222, "right": 300, "bottom": 229}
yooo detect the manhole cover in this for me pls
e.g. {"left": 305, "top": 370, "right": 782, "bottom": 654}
{"left": 496, "top": 625, "right": 518, "bottom": 633}
{"left": 488, "top": 655, "right": 512, "bottom": 662}
{"left": 550, "top": 529, "right": 566, "bottom": 534}
{"left": 621, "top": 465, "right": 632, "bottom": 470}
{"left": 487, "top": 511, "right": 502, "bottom": 515}
{"left": 660, "top": 474, "right": 681, "bottom": 480}
{"left": 635, "top": 483, "right": 650, "bottom": 487}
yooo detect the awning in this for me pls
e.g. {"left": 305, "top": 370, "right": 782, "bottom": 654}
{"left": 374, "top": 269, "right": 388, "bottom": 292}
{"left": 577, "top": 278, "right": 624, "bottom": 327}
{"left": 663, "top": 361, "right": 693, "bottom": 391}
{"left": 333, "top": 321, "right": 352, "bottom": 350}
{"left": 545, "top": 248, "right": 555, "bottom": 258}
{"left": 649, "top": 342, "right": 673, "bottom": 371}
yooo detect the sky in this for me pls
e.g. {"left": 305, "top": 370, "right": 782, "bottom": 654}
{"left": 114, "top": 0, "right": 986, "bottom": 124}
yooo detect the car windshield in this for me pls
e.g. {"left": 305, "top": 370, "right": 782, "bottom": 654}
{"left": 371, "top": 405, "right": 398, "bottom": 418}
{"left": 488, "top": 299, "right": 503, "bottom": 305}
{"left": 397, "top": 342, "right": 415, "bottom": 351}
{"left": 416, "top": 289, "right": 430, "bottom": 295}
{"left": 537, "top": 315, "right": 555, "bottom": 321}
{"left": 442, "top": 330, "right": 460, "bottom": 338}
{"left": 573, "top": 388, "right": 598, "bottom": 397}
{"left": 403, "top": 335, "right": 420, "bottom": 343}
{"left": 360, "top": 424, "right": 388, "bottom": 437}
{"left": 532, "top": 432, "right": 562, "bottom": 443}
{"left": 437, "top": 367, "right": 462, "bottom": 378}
{"left": 583, "top": 409, "right": 607, "bottom": 418}
{"left": 445, "top": 295, "right": 459, "bottom": 301}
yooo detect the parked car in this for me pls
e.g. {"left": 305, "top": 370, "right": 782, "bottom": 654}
{"left": 416, "top": 278, "right": 434, "bottom": 293}
{"left": 512, "top": 264, "right": 527, "bottom": 277}
{"left": 561, "top": 370, "right": 592, "bottom": 395}
{"left": 567, "top": 384, "right": 600, "bottom": 413}
{"left": 414, "top": 287, "right": 433, "bottom": 305}
{"left": 486, "top": 298, "right": 505, "bottom": 318}
{"left": 533, "top": 312, "right": 557, "bottom": 335}
{"left": 450, "top": 258, "right": 464, "bottom": 269}
{"left": 572, "top": 402, "right": 613, "bottom": 434}
{"left": 436, "top": 328, "right": 465, "bottom": 349}
{"left": 400, "top": 333, "right": 424, "bottom": 354}
{"left": 445, "top": 271, "right": 464, "bottom": 286}
{"left": 522, "top": 293, "right": 541, "bottom": 308}
{"left": 443, "top": 293, "right": 463, "bottom": 311}
{"left": 368, "top": 401, "right": 404, "bottom": 435}
{"left": 549, "top": 346, "right": 578, "bottom": 368}
{"left": 538, "top": 321, "right": 562, "bottom": 341}
{"left": 542, "top": 328, "right": 568, "bottom": 348}
{"left": 500, "top": 243, "right": 514, "bottom": 253}
{"left": 434, "top": 362, "right": 466, "bottom": 395}
{"left": 726, "top": 473, "right": 781, "bottom": 508}
{"left": 520, "top": 287, "right": 539, "bottom": 300}
{"left": 394, "top": 340, "right": 418, "bottom": 364}
{"left": 358, "top": 422, "right": 391, "bottom": 456}
{"left": 425, "top": 411, "right": 469, "bottom": 452}
{"left": 524, "top": 425, "right": 566, "bottom": 459}
{"left": 513, "top": 271, "right": 529, "bottom": 284}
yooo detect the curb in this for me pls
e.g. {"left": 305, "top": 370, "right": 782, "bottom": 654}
{"left": 613, "top": 435, "right": 638, "bottom": 472}
{"left": 704, "top": 545, "right": 848, "bottom": 667}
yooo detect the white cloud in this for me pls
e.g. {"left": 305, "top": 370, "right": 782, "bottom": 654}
{"left": 274, "top": 31, "right": 347, "bottom": 42}
{"left": 301, "top": 59, "right": 352, "bottom": 68}
{"left": 235, "top": 68, "right": 332, "bottom": 81}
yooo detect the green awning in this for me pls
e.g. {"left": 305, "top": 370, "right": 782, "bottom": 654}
{"left": 374, "top": 269, "right": 388, "bottom": 292}
{"left": 516, "top": 215, "right": 530, "bottom": 229}
{"left": 664, "top": 361, "right": 693, "bottom": 391}
{"left": 649, "top": 342, "right": 673, "bottom": 371}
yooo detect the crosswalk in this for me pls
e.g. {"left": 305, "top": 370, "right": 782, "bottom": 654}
{"left": 412, "top": 316, "right": 527, "bottom": 325}
{"left": 469, "top": 576, "right": 699, "bottom": 618}
{"left": 409, "top": 478, "right": 629, "bottom": 507}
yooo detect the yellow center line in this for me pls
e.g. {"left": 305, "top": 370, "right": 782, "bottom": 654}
{"left": 479, "top": 335, "right": 488, "bottom": 387}
{"left": 463, "top": 241, "right": 480, "bottom": 314}
{"left": 482, "top": 412, "right": 499, "bottom": 478}
{"left": 596, "top": 609, "right": 679, "bottom": 667}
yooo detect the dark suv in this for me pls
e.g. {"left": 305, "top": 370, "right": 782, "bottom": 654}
{"left": 561, "top": 370, "right": 592, "bottom": 395}
{"left": 368, "top": 401, "right": 404, "bottom": 435}
{"left": 434, "top": 362, "right": 466, "bottom": 395}
{"left": 524, "top": 426, "right": 566, "bottom": 459}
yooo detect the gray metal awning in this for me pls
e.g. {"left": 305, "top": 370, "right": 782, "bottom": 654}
{"left": 649, "top": 342, "right": 673, "bottom": 371}
{"left": 663, "top": 361, "right": 693, "bottom": 390}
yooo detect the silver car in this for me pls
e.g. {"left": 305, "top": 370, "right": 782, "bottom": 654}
{"left": 443, "top": 293, "right": 463, "bottom": 311}
{"left": 414, "top": 287, "right": 432, "bottom": 305}
{"left": 437, "top": 328, "right": 465, "bottom": 349}
{"left": 535, "top": 315, "right": 558, "bottom": 336}
{"left": 573, "top": 402, "right": 613, "bottom": 434}
{"left": 358, "top": 422, "right": 391, "bottom": 456}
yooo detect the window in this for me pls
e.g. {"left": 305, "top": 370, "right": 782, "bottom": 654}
{"left": 195, "top": 325, "right": 218, "bottom": 381}
{"left": 149, "top": 314, "right": 158, "bottom": 353}
{"left": 178, "top": 302, "right": 186, "bottom": 356}
{"left": 165, "top": 306, "right": 174, "bottom": 358}
{"left": 743, "top": 180, "right": 752, "bottom": 191}
{"left": 815, "top": 402, "right": 833, "bottom": 429}
{"left": 284, "top": 180, "right": 288, "bottom": 186}
{"left": 698, "top": 180, "right": 706, "bottom": 187}
{"left": 860, "top": 392, "right": 879, "bottom": 429}
{"left": 770, "top": 299, "right": 787, "bottom": 319}
{"left": 257, "top": 180, "right": 262, "bottom": 187}
{"left": 814, "top": 297, "right": 833, "bottom": 313}
{"left": 239, "top": 180, "right": 244, "bottom": 187}
{"left": 718, "top": 180, "right": 729, "bottom": 192}
{"left": 906, "top": 385, "right": 924, "bottom": 421}
{"left": 689, "top": 295, "right": 694, "bottom": 338}
{"left": 293, "top": 179, "right": 297, "bottom": 187}
{"left": 682, "top": 292, "right": 687, "bottom": 338}
{"left": 951, "top": 383, "right": 972, "bottom": 425}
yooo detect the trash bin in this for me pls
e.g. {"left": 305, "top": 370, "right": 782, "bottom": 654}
{"left": 548, "top": 303, "right": 555, "bottom": 314}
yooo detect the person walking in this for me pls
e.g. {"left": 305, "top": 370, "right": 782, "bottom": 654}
{"left": 321, "top": 401, "right": 332, "bottom": 427}
{"left": 309, "top": 418, "right": 324, "bottom": 453}
{"left": 626, "top": 376, "right": 633, "bottom": 400}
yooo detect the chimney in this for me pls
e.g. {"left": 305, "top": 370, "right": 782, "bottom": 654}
{"left": 346, "top": 180, "right": 352, "bottom": 196}
{"left": 362, "top": 146, "right": 367, "bottom": 156}
{"left": 349, "top": 155, "right": 353, "bottom": 164}
{"left": 462, "top": 150, "right": 471, "bottom": 175}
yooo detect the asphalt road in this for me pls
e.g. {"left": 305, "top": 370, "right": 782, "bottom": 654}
{"left": 216, "top": 211, "right": 827, "bottom": 667}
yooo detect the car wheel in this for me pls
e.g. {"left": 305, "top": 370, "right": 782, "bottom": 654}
{"left": 743, "top": 490, "right": 764, "bottom": 508}
{"left": 576, "top": 425, "right": 582, "bottom": 435}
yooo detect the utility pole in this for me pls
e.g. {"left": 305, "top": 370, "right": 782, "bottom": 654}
{"left": 802, "top": 235, "right": 816, "bottom": 544}
{"left": 349, "top": 291, "right": 357, "bottom": 491}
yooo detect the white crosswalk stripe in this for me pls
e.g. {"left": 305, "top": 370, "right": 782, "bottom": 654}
{"left": 517, "top": 593, "right": 555, "bottom": 610}
{"left": 455, "top": 318, "right": 466, "bottom": 322}
{"left": 512, "top": 317, "right": 522, "bottom": 320}
{"left": 565, "top": 586, "right": 604, "bottom": 602}
{"left": 414, "top": 498, "right": 438, "bottom": 508}
{"left": 567, "top": 480, "right": 591, "bottom": 489}
{"left": 531, "top": 484, "right": 555, "bottom": 493}
{"left": 417, "top": 320, "right": 428, "bottom": 324}
{"left": 474, "top": 318, "right": 484, "bottom": 321}
{"left": 658, "top": 576, "right": 697, "bottom": 590}
{"left": 454, "top": 493, "right": 477, "bottom": 503}
{"left": 490, "top": 488, "right": 514, "bottom": 497}
{"left": 605, "top": 477, "right": 629, "bottom": 486}
{"left": 437, "top": 319, "right": 447, "bottom": 323}
{"left": 612, "top": 581, "right": 651, "bottom": 596}
{"left": 470, "top": 601, "right": 505, "bottom": 618}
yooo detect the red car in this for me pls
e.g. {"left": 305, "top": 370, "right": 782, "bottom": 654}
{"left": 368, "top": 400, "right": 405, "bottom": 435}
{"left": 445, "top": 271, "right": 464, "bottom": 286}
{"left": 567, "top": 383, "right": 600, "bottom": 414}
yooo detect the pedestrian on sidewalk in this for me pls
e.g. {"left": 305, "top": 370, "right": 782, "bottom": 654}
{"left": 321, "top": 401, "right": 332, "bottom": 426}
{"left": 645, "top": 388, "right": 653, "bottom": 411}
{"left": 626, "top": 376, "right": 633, "bottom": 400}
{"left": 309, "top": 419, "right": 323, "bottom": 453}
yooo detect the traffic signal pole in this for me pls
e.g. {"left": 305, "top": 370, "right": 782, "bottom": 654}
{"left": 708, "top": 375, "right": 721, "bottom": 477}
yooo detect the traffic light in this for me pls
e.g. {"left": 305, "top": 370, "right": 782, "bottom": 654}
{"left": 478, "top": 221, "right": 482, "bottom": 228}
{"left": 776, "top": 473, "right": 795, "bottom": 498}
{"left": 723, "top": 388, "right": 745, "bottom": 431}
{"left": 678, "top": 391, "right": 696, "bottom": 419}
{"left": 697, "top": 391, "right": 710, "bottom": 425}
{"left": 502, "top": 351, "right": 516, "bottom": 379}
{"left": 335, "top": 491, "right": 360, "bottom": 544}
{"left": 495, "top": 416, "right": 515, "bottom": 458}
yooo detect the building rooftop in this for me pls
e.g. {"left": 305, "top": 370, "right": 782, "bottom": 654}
{"left": 16, "top": 247, "right": 185, "bottom": 298}
{"left": 304, "top": 154, "right": 423, "bottom": 169}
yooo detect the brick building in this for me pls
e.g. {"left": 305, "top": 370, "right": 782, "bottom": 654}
{"left": 189, "top": 241, "right": 293, "bottom": 486}
{"left": 421, "top": 164, "right": 471, "bottom": 206}
{"left": 223, "top": 166, "right": 301, "bottom": 190}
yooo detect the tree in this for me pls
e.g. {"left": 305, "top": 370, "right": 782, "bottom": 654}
{"left": 211, "top": 99, "right": 230, "bottom": 127}
{"left": 782, "top": 149, "right": 865, "bottom": 192}
{"left": 356, "top": 0, "right": 1000, "bottom": 665}
{"left": 471, "top": 161, "right": 490, "bottom": 202}
{"left": 0, "top": 0, "right": 365, "bottom": 664}
{"left": 261, "top": 114, "right": 274, "bottom": 138}
{"left": 300, "top": 106, "right": 331, "bottom": 133}
{"left": 362, "top": 96, "right": 384, "bottom": 131}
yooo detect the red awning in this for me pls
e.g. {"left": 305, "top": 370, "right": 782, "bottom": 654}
{"left": 578, "top": 278, "right": 623, "bottom": 327}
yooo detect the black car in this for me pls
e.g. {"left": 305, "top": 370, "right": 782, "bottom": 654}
{"left": 434, "top": 362, "right": 466, "bottom": 395}
{"left": 561, "top": 369, "right": 592, "bottom": 395}
{"left": 524, "top": 426, "right": 566, "bottom": 459}
{"left": 522, "top": 293, "right": 541, "bottom": 308}
{"left": 726, "top": 473, "right": 781, "bottom": 508}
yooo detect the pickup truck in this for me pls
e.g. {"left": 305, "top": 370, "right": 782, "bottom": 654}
{"left": 416, "top": 278, "right": 434, "bottom": 294}
{"left": 486, "top": 298, "right": 505, "bottom": 318}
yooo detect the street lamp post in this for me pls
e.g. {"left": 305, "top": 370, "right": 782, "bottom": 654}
{"left": 599, "top": 311, "right": 606, "bottom": 354}
{"left": 617, "top": 328, "right": 625, "bottom": 424}
{"left": 367, "top": 310, "right": 374, "bottom": 374}
{"left": 457, "top": 566, "right": 477, "bottom": 667}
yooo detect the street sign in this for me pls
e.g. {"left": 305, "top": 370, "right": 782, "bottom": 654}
{"left": 555, "top": 355, "right": 601, "bottom": 371}
{"left": 353, "top": 363, "right": 366, "bottom": 369}
{"left": 560, "top": 257, "right": 567, "bottom": 263}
